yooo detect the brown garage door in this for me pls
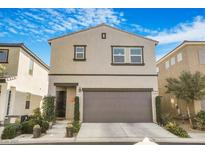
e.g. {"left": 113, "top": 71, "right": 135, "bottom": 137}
{"left": 83, "top": 89, "right": 153, "bottom": 123}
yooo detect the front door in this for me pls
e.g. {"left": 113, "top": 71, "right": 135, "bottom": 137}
{"left": 56, "top": 91, "right": 66, "bottom": 118}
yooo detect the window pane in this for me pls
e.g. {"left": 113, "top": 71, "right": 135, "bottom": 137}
{"left": 25, "top": 101, "right": 30, "bottom": 109}
{"left": 131, "top": 56, "right": 141, "bottom": 63}
{"left": 0, "top": 50, "right": 8, "bottom": 62}
{"left": 113, "top": 56, "right": 124, "bottom": 63}
{"left": 29, "top": 60, "right": 34, "bottom": 75}
{"left": 165, "top": 61, "right": 170, "bottom": 69}
{"left": 76, "top": 47, "right": 84, "bottom": 52}
{"left": 113, "top": 48, "right": 124, "bottom": 55}
{"left": 171, "top": 57, "right": 175, "bottom": 65}
{"left": 130, "top": 48, "right": 142, "bottom": 55}
{"left": 177, "top": 53, "right": 182, "bottom": 62}
{"left": 76, "top": 53, "right": 84, "bottom": 59}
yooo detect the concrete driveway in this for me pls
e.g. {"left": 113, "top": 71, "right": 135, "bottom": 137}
{"left": 76, "top": 123, "right": 177, "bottom": 142}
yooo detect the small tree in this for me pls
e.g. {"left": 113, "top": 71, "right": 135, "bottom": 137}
{"left": 165, "top": 71, "right": 205, "bottom": 127}
{"left": 42, "top": 96, "right": 55, "bottom": 122}
{"left": 74, "top": 96, "right": 80, "bottom": 121}
{"left": 156, "top": 96, "right": 162, "bottom": 125}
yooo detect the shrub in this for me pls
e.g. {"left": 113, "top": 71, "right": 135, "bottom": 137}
{"left": 41, "top": 120, "right": 49, "bottom": 133}
{"left": 21, "top": 119, "right": 36, "bottom": 134}
{"left": 161, "top": 113, "right": 173, "bottom": 126}
{"left": 74, "top": 96, "right": 80, "bottom": 121}
{"left": 195, "top": 110, "right": 205, "bottom": 130}
{"left": 72, "top": 121, "right": 81, "bottom": 133}
{"left": 42, "top": 96, "right": 55, "bottom": 122}
{"left": 155, "top": 96, "right": 162, "bottom": 124}
{"left": 1, "top": 123, "right": 22, "bottom": 139}
{"left": 165, "top": 122, "right": 189, "bottom": 138}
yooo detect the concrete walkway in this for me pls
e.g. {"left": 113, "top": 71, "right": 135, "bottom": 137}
{"left": 0, "top": 120, "right": 75, "bottom": 144}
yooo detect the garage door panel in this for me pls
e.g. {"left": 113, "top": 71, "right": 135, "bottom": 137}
{"left": 83, "top": 91, "right": 152, "bottom": 122}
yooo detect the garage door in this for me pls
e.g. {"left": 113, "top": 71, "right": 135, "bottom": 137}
{"left": 83, "top": 89, "right": 153, "bottom": 123}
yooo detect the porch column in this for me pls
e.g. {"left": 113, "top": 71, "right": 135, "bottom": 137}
{"left": 66, "top": 87, "right": 76, "bottom": 121}
{"left": 152, "top": 90, "right": 158, "bottom": 123}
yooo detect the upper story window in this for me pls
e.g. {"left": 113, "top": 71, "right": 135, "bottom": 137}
{"left": 165, "top": 60, "right": 170, "bottom": 69}
{"left": 198, "top": 49, "right": 205, "bottom": 64}
{"left": 112, "top": 46, "right": 144, "bottom": 65}
{"left": 112, "top": 47, "right": 125, "bottom": 63}
{"left": 177, "top": 52, "right": 182, "bottom": 62}
{"left": 28, "top": 60, "right": 34, "bottom": 75}
{"left": 74, "top": 45, "right": 86, "bottom": 61}
{"left": 130, "top": 47, "right": 143, "bottom": 64}
{"left": 156, "top": 67, "right": 159, "bottom": 73}
{"left": 170, "top": 57, "right": 176, "bottom": 66}
{"left": 0, "top": 49, "right": 9, "bottom": 63}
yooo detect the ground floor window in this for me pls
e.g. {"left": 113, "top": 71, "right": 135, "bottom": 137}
{"left": 25, "top": 93, "right": 31, "bottom": 109}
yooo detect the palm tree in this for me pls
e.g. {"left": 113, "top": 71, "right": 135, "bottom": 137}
{"left": 165, "top": 71, "right": 205, "bottom": 127}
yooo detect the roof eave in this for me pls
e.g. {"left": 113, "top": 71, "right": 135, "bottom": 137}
{"left": 156, "top": 41, "right": 205, "bottom": 65}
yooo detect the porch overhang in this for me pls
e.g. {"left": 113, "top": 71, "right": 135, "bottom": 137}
{"left": 54, "top": 83, "right": 78, "bottom": 87}
{"left": 0, "top": 75, "right": 17, "bottom": 83}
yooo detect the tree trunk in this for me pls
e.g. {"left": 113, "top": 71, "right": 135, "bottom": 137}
{"left": 186, "top": 104, "right": 193, "bottom": 128}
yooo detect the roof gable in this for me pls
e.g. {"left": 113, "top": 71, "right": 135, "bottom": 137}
{"left": 48, "top": 24, "right": 158, "bottom": 44}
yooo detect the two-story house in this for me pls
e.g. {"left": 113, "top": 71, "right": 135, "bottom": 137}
{"left": 157, "top": 41, "right": 205, "bottom": 116}
{"left": 48, "top": 24, "right": 158, "bottom": 123}
{"left": 0, "top": 43, "right": 49, "bottom": 123}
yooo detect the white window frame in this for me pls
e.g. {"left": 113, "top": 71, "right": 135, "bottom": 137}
{"left": 170, "top": 57, "right": 176, "bottom": 66}
{"left": 112, "top": 47, "right": 126, "bottom": 63}
{"left": 165, "top": 60, "right": 170, "bottom": 69}
{"left": 75, "top": 46, "right": 85, "bottom": 60}
{"left": 129, "top": 47, "right": 143, "bottom": 64}
{"left": 177, "top": 53, "right": 182, "bottom": 62}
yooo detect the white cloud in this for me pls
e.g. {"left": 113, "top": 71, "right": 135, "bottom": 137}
{"left": 131, "top": 24, "right": 159, "bottom": 35}
{"left": 148, "top": 16, "right": 205, "bottom": 44}
{"left": 24, "top": 12, "right": 44, "bottom": 21}
{"left": 0, "top": 32, "right": 7, "bottom": 37}
{"left": 8, "top": 27, "right": 17, "bottom": 34}
{"left": 0, "top": 9, "right": 125, "bottom": 42}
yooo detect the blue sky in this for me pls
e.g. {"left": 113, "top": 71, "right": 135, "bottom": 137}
{"left": 0, "top": 8, "right": 205, "bottom": 65}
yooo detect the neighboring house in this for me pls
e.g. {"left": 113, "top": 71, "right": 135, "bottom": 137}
{"left": 0, "top": 43, "right": 49, "bottom": 123}
{"left": 156, "top": 41, "right": 205, "bottom": 117}
{"left": 48, "top": 24, "right": 159, "bottom": 123}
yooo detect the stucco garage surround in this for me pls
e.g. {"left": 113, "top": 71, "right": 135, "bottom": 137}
{"left": 48, "top": 75, "right": 158, "bottom": 122}
{"left": 83, "top": 89, "right": 153, "bottom": 122}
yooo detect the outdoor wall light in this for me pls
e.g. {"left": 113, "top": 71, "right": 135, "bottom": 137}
{"left": 78, "top": 87, "right": 82, "bottom": 92}
{"left": 171, "top": 98, "right": 175, "bottom": 104}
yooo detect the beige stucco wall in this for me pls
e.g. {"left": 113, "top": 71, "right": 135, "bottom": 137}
{"left": 157, "top": 43, "right": 205, "bottom": 116}
{"left": 0, "top": 46, "right": 48, "bottom": 121}
{"left": 49, "top": 25, "right": 157, "bottom": 75}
